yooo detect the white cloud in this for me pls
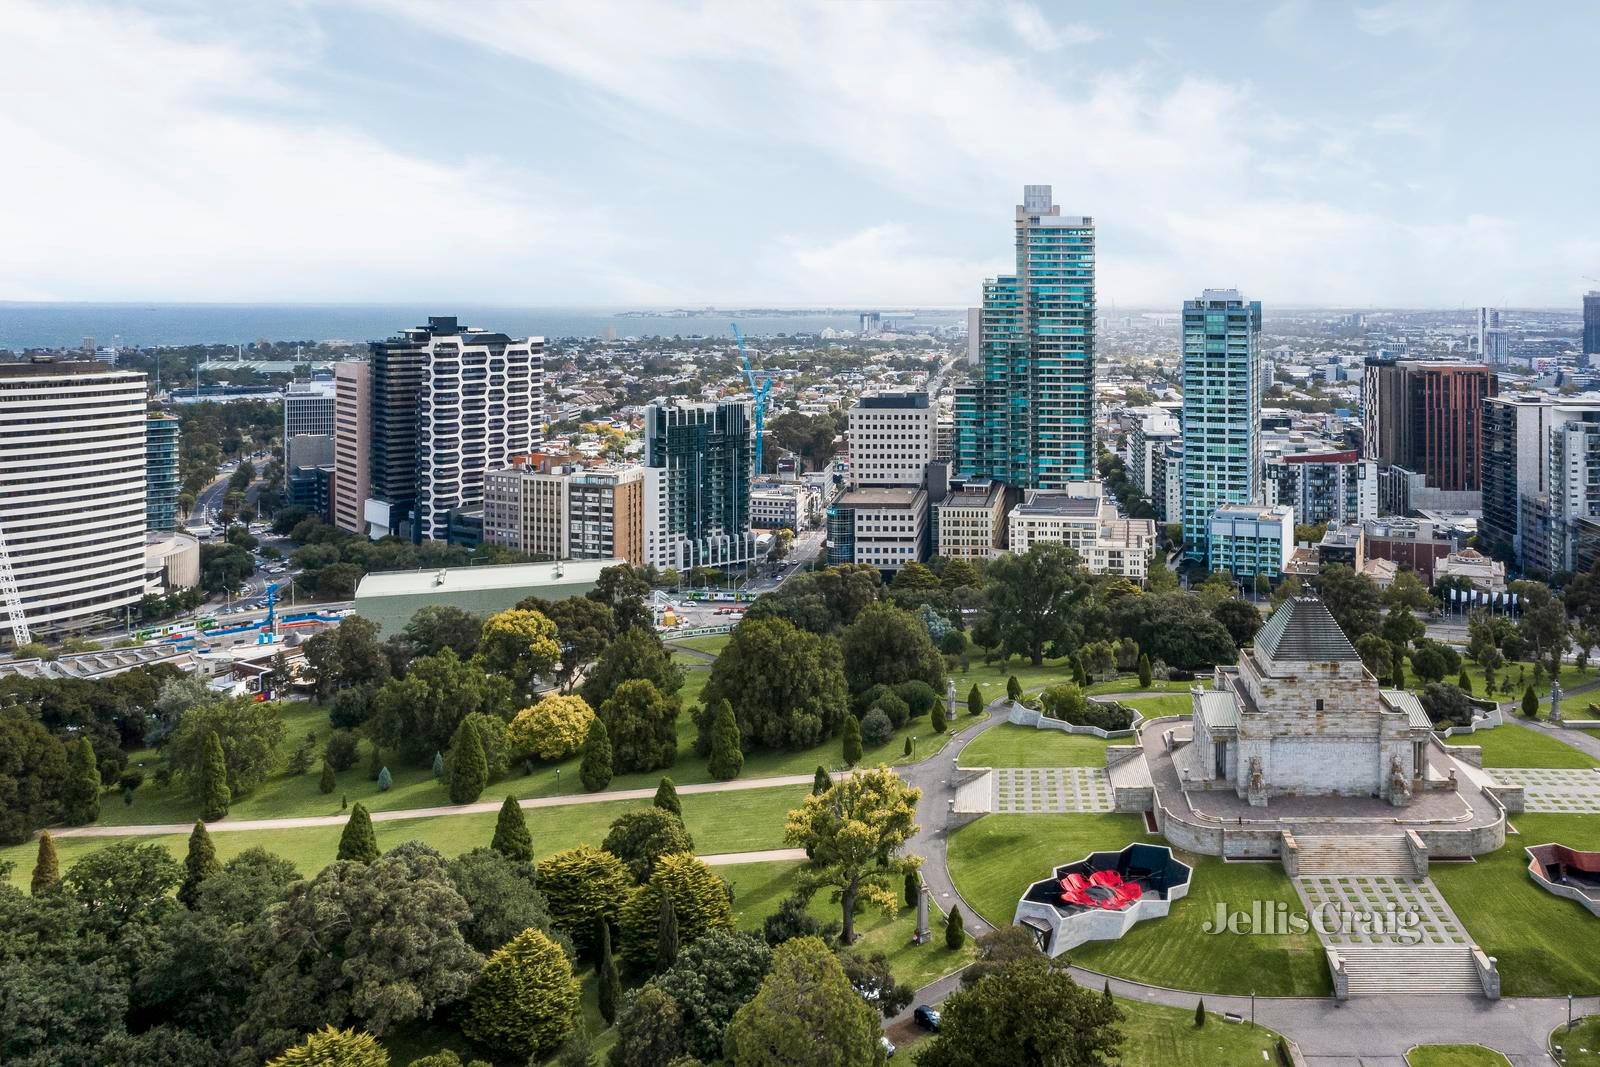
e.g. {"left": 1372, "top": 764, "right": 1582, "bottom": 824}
{"left": 1003, "top": 3, "right": 1101, "bottom": 51}
{"left": 770, "top": 224, "right": 1000, "bottom": 305}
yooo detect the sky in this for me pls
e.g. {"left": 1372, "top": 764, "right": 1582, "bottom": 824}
{"left": 3, "top": 0, "right": 1598, "bottom": 308}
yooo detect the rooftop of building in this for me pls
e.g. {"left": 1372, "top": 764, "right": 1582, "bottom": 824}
{"left": 0, "top": 359, "right": 143, "bottom": 379}
{"left": 1209, "top": 503, "right": 1292, "bottom": 522}
{"left": 937, "top": 482, "right": 1003, "bottom": 509}
{"left": 1013, "top": 491, "right": 1101, "bottom": 518}
{"left": 837, "top": 486, "right": 925, "bottom": 507}
{"left": 852, "top": 392, "right": 929, "bottom": 410}
{"left": 354, "top": 558, "right": 617, "bottom": 599}
{"left": 1254, "top": 596, "right": 1361, "bottom": 664}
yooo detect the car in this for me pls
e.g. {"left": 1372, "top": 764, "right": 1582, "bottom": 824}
{"left": 879, "top": 1035, "right": 897, "bottom": 1058}
{"left": 913, "top": 1005, "right": 941, "bottom": 1031}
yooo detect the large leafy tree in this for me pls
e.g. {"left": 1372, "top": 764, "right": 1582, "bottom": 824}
{"left": 579, "top": 627, "right": 684, "bottom": 711}
{"left": 167, "top": 697, "right": 287, "bottom": 800}
{"left": 916, "top": 956, "right": 1123, "bottom": 1067}
{"left": 982, "top": 543, "right": 1095, "bottom": 666}
{"left": 609, "top": 983, "right": 686, "bottom": 1067}
{"left": 463, "top": 928, "right": 579, "bottom": 1060}
{"left": 519, "top": 595, "right": 616, "bottom": 693}
{"left": 446, "top": 847, "right": 553, "bottom": 954}
{"left": 603, "top": 808, "right": 695, "bottom": 883}
{"left": 476, "top": 608, "right": 562, "bottom": 699}
{"left": 302, "top": 616, "right": 390, "bottom": 699}
{"left": 1384, "top": 570, "right": 1437, "bottom": 614}
{"left": 617, "top": 852, "right": 735, "bottom": 969}
{"left": 838, "top": 602, "right": 946, "bottom": 694}
{"left": 509, "top": 694, "right": 596, "bottom": 762}
{"left": 1466, "top": 609, "right": 1507, "bottom": 694}
{"left": 0, "top": 710, "right": 70, "bottom": 844}
{"left": 368, "top": 649, "right": 513, "bottom": 763}
{"left": 655, "top": 930, "right": 771, "bottom": 1063}
{"left": 742, "top": 563, "right": 882, "bottom": 635}
{"left": 1210, "top": 598, "right": 1261, "bottom": 648}
{"left": 237, "top": 843, "right": 481, "bottom": 1061}
{"left": 65, "top": 841, "right": 183, "bottom": 941}
{"left": 388, "top": 605, "right": 484, "bottom": 670}
{"left": 1112, "top": 592, "right": 1237, "bottom": 671}
{"left": 599, "top": 679, "right": 679, "bottom": 774}
{"left": 701, "top": 617, "right": 849, "bottom": 751}
{"left": 588, "top": 564, "right": 653, "bottom": 632}
{"left": 539, "top": 845, "right": 633, "bottom": 956}
{"left": 1311, "top": 564, "right": 1382, "bottom": 638}
{"left": 782, "top": 766, "right": 920, "bottom": 944}
{"left": 725, "top": 936, "right": 883, "bottom": 1067}
{"left": 1513, "top": 579, "right": 1570, "bottom": 676}
{"left": 63, "top": 735, "right": 102, "bottom": 826}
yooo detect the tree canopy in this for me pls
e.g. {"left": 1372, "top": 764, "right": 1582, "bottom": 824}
{"left": 702, "top": 617, "right": 849, "bottom": 751}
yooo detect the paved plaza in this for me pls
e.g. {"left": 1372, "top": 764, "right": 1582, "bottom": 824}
{"left": 992, "top": 767, "right": 1113, "bottom": 813}
{"left": 1295, "top": 875, "right": 1470, "bottom": 948}
{"left": 1491, "top": 767, "right": 1600, "bottom": 813}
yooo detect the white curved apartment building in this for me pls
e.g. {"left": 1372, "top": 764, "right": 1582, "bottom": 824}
{"left": 0, "top": 361, "right": 148, "bottom": 634}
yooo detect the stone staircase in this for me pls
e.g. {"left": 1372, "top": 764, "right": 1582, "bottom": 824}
{"left": 1293, "top": 834, "right": 1417, "bottom": 877}
{"left": 1333, "top": 945, "right": 1485, "bottom": 996}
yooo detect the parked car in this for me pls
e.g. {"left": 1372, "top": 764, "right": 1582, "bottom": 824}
{"left": 879, "top": 1035, "right": 897, "bottom": 1058}
{"left": 913, "top": 1005, "right": 941, "bottom": 1031}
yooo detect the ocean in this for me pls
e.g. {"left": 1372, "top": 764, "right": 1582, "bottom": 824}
{"left": 0, "top": 303, "right": 965, "bottom": 351}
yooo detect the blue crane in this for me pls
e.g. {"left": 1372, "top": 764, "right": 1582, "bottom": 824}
{"left": 731, "top": 323, "right": 776, "bottom": 477}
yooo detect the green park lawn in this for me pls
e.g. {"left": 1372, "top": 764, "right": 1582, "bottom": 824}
{"left": 947, "top": 813, "right": 1330, "bottom": 997}
{"left": 1442, "top": 724, "right": 1598, "bottom": 769}
{"left": 1425, "top": 659, "right": 1591, "bottom": 705}
{"left": 1117, "top": 1005, "right": 1282, "bottom": 1067}
{"left": 1407, "top": 1045, "right": 1512, "bottom": 1067}
{"left": 1118, "top": 693, "right": 1193, "bottom": 719}
{"left": 2, "top": 782, "right": 810, "bottom": 890}
{"left": 958, "top": 724, "right": 1110, "bottom": 769}
{"left": 1432, "top": 813, "right": 1600, "bottom": 998}
{"left": 1083, "top": 675, "right": 1197, "bottom": 696}
{"left": 1552, "top": 1016, "right": 1600, "bottom": 1066}
{"left": 666, "top": 632, "right": 733, "bottom": 655}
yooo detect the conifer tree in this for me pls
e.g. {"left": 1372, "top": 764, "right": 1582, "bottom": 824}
{"left": 30, "top": 831, "right": 59, "bottom": 896}
{"left": 945, "top": 904, "right": 965, "bottom": 950}
{"left": 338, "top": 802, "right": 379, "bottom": 863}
{"left": 377, "top": 766, "right": 392, "bottom": 791}
{"left": 967, "top": 683, "right": 983, "bottom": 717}
{"left": 654, "top": 775, "right": 682, "bottom": 816}
{"left": 812, "top": 765, "right": 831, "bottom": 795}
{"left": 432, "top": 750, "right": 445, "bottom": 778}
{"left": 931, "top": 702, "right": 947, "bottom": 734}
{"left": 179, "top": 820, "right": 219, "bottom": 907}
{"left": 63, "top": 737, "right": 101, "bottom": 825}
{"left": 842, "top": 714, "right": 862, "bottom": 767}
{"left": 319, "top": 759, "right": 336, "bottom": 795}
{"left": 491, "top": 794, "right": 533, "bottom": 862}
{"left": 656, "top": 891, "right": 679, "bottom": 971}
{"left": 597, "top": 921, "right": 621, "bottom": 1026}
{"left": 449, "top": 718, "right": 489, "bottom": 804}
{"left": 200, "top": 731, "right": 231, "bottom": 822}
{"left": 367, "top": 741, "right": 383, "bottom": 781}
{"left": 580, "top": 717, "right": 613, "bottom": 792}
{"left": 1138, "top": 653, "right": 1153, "bottom": 689}
{"left": 706, "top": 699, "right": 744, "bottom": 781}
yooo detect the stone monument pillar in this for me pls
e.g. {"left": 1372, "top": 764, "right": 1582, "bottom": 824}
{"left": 1551, "top": 678, "right": 1563, "bottom": 724}
{"left": 947, "top": 679, "right": 958, "bottom": 722}
{"left": 915, "top": 884, "right": 930, "bottom": 944}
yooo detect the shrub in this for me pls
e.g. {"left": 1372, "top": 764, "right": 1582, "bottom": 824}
{"left": 324, "top": 731, "right": 361, "bottom": 772}
{"left": 376, "top": 767, "right": 392, "bottom": 792}
{"left": 617, "top": 852, "right": 735, "bottom": 970}
{"left": 509, "top": 695, "right": 596, "bottom": 762}
{"left": 967, "top": 684, "right": 983, "bottom": 717}
{"left": 266, "top": 1025, "right": 389, "bottom": 1066}
{"left": 540, "top": 845, "right": 632, "bottom": 955}
{"left": 859, "top": 708, "right": 893, "bottom": 747}
{"left": 945, "top": 904, "right": 965, "bottom": 950}
{"left": 1005, "top": 675, "right": 1022, "bottom": 701}
{"left": 931, "top": 702, "right": 946, "bottom": 734}
{"left": 603, "top": 808, "right": 695, "bottom": 883}
{"left": 894, "top": 680, "right": 939, "bottom": 720}
{"left": 463, "top": 928, "right": 580, "bottom": 1059}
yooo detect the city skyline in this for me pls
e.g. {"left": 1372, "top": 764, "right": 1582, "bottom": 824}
{"left": 5, "top": 1, "right": 1600, "bottom": 308}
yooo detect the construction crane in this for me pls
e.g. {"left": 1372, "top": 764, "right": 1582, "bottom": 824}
{"left": 0, "top": 521, "right": 31, "bottom": 647}
{"left": 731, "top": 323, "right": 776, "bottom": 477}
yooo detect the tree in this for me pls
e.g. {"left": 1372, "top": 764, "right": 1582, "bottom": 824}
{"left": 377, "top": 766, "right": 392, "bottom": 791}
{"left": 179, "top": 820, "right": 220, "bottom": 907}
{"left": 541, "top": 845, "right": 633, "bottom": 955}
{"left": 1467, "top": 609, "right": 1507, "bottom": 695}
{"left": 580, "top": 625, "right": 685, "bottom": 709}
{"left": 656, "top": 892, "right": 680, "bottom": 971}
{"left": 1381, "top": 604, "right": 1425, "bottom": 649}
{"left": 1391, "top": 646, "right": 1407, "bottom": 689}
{"left": 960, "top": 925, "right": 1044, "bottom": 988}
{"left": 240, "top": 843, "right": 481, "bottom": 1059}
{"left": 1006, "top": 675, "right": 1022, "bottom": 701}
{"left": 916, "top": 956, "right": 1123, "bottom": 1067}
{"left": 31, "top": 830, "right": 60, "bottom": 895}
{"left": 1420, "top": 683, "right": 1475, "bottom": 728}
{"left": 0, "top": 710, "right": 72, "bottom": 844}
{"left": 783, "top": 766, "right": 921, "bottom": 944}
{"left": 1313, "top": 564, "right": 1383, "bottom": 638}
{"left": 840, "top": 602, "right": 946, "bottom": 694}
{"left": 1385, "top": 569, "right": 1437, "bottom": 615}
{"left": 491, "top": 794, "right": 532, "bottom": 862}
{"left": 169, "top": 697, "right": 287, "bottom": 800}
{"left": 445, "top": 846, "right": 553, "bottom": 955}
{"left": 581, "top": 716, "right": 614, "bottom": 792}
{"left": 968, "top": 683, "right": 983, "bottom": 717}
{"left": 1515, "top": 580, "right": 1570, "bottom": 677}
{"left": 588, "top": 563, "right": 653, "bottom": 632}
{"left": 930, "top": 701, "right": 946, "bottom": 734}
{"left": 860, "top": 707, "right": 893, "bottom": 746}
{"left": 1523, "top": 685, "right": 1540, "bottom": 719}
{"left": 707, "top": 699, "right": 744, "bottom": 780}
{"left": 324, "top": 731, "right": 361, "bottom": 772}
{"left": 1356, "top": 633, "right": 1395, "bottom": 681}
{"left": 432, "top": 751, "right": 445, "bottom": 778}
{"left": 983, "top": 543, "right": 1096, "bottom": 666}
{"left": 905, "top": 869, "right": 921, "bottom": 909}
{"left": 1211, "top": 598, "right": 1261, "bottom": 648}
{"left": 266, "top": 1025, "right": 390, "bottom": 1066}
{"left": 812, "top": 765, "right": 831, "bottom": 795}
{"left": 725, "top": 936, "right": 882, "bottom": 1067}
{"left": 63, "top": 735, "right": 102, "bottom": 825}
{"left": 655, "top": 775, "right": 682, "bottom": 816}
{"left": 601, "top": 679, "right": 680, "bottom": 774}
{"left": 604, "top": 808, "right": 696, "bottom": 883}
{"left": 367, "top": 649, "right": 513, "bottom": 764}
{"left": 842, "top": 714, "right": 862, "bottom": 767}
{"left": 463, "top": 928, "right": 579, "bottom": 1059}
{"left": 1458, "top": 667, "right": 1473, "bottom": 695}
{"left": 366, "top": 740, "right": 384, "bottom": 782}
{"left": 701, "top": 617, "right": 849, "bottom": 751}
{"left": 510, "top": 694, "right": 597, "bottom": 762}
{"left": 609, "top": 984, "right": 686, "bottom": 1067}
{"left": 1196, "top": 998, "right": 1206, "bottom": 1027}
{"left": 838, "top": 948, "right": 913, "bottom": 1018}
{"left": 617, "top": 852, "right": 735, "bottom": 969}
{"left": 448, "top": 718, "right": 489, "bottom": 804}
{"left": 338, "top": 803, "right": 379, "bottom": 863}
{"left": 64, "top": 840, "right": 183, "bottom": 939}
{"left": 519, "top": 595, "right": 617, "bottom": 693}
{"left": 946, "top": 904, "right": 965, "bottom": 949}
{"left": 319, "top": 760, "right": 336, "bottom": 795}
{"left": 476, "top": 608, "right": 562, "bottom": 698}
{"left": 302, "top": 616, "right": 389, "bottom": 699}
{"left": 199, "top": 731, "right": 231, "bottom": 821}
{"left": 656, "top": 929, "right": 772, "bottom": 1063}
{"left": 599, "top": 922, "right": 623, "bottom": 1025}
{"left": 392, "top": 604, "right": 485, "bottom": 666}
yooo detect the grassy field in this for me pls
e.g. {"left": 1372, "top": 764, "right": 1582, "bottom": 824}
{"left": 957, "top": 724, "right": 1110, "bottom": 768}
{"left": 666, "top": 632, "right": 733, "bottom": 655}
{"left": 1441, "top": 724, "right": 1598, "bottom": 769}
{"left": 1428, "top": 660, "right": 1591, "bottom": 704}
{"left": 1118, "top": 694, "right": 1193, "bottom": 719}
{"left": 2, "top": 783, "right": 810, "bottom": 890}
{"left": 1407, "top": 1045, "right": 1512, "bottom": 1067}
{"left": 1119, "top": 1004, "right": 1282, "bottom": 1067}
{"left": 1432, "top": 813, "right": 1600, "bottom": 997}
{"left": 947, "top": 813, "right": 1331, "bottom": 997}
{"left": 1552, "top": 1016, "right": 1600, "bottom": 1066}
{"left": 1084, "top": 676, "right": 1197, "bottom": 696}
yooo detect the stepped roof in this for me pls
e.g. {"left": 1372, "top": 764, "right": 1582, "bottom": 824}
{"left": 1253, "top": 596, "right": 1361, "bottom": 664}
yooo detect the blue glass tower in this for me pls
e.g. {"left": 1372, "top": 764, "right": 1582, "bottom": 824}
{"left": 1180, "top": 290, "right": 1263, "bottom": 565}
{"left": 955, "top": 185, "right": 1095, "bottom": 489}
{"left": 145, "top": 412, "right": 181, "bottom": 531}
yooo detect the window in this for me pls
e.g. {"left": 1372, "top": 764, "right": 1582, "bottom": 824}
{"left": 1315, "top": 699, "right": 1324, "bottom": 711}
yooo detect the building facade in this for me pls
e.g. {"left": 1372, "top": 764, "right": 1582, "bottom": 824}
{"left": 568, "top": 465, "right": 646, "bottom": 565}
{"left": 1480, "top": 394, "right": 1600, "bottom": 571}
{"left": 848, "top": 392, "right": 934, "bottom": 488}
{"left": 1361, "top": 359, "right": 1496, "bottom": 494}
{"left": 482, "top": 457, "right": 570, "bottom": 561}
{"left": 1129, "top": 411, "right": 1180, "bottom": 516}
{"left": 1585, "top": 292, "right": 1600, "bottom": 369}
{"left": 145, "top": 413, "right": 181, "bottom": 532}
{"left": 1206, "top": 503, "right": 1293, "bottom": 580}
{"left": 826, "top": 487, "right": 927, "bottom": 572}
{"left": 955, "top": 184, "right": 1096, "bottom": 489}
{"left": 1006, "top": 483, "right": 1155, "bottom": 580}
{"left": 932, "top": 481, "right": 1006, "bottom": 560}
{"left": 1261, "top": 438, "right": 1378, "bottom": 527}
{"left": 332, "top": 360, "right": 371, "bottom": 535}
{"left": 644, "top": 400, "right": 756, "bottom": 571}
{"left": 1180, "top": 290, "right": 1263, "bottom": 564}
{"left": 366, "top": 331, "right": 429, "bottom": 538}
{"left": 0, "top": 362, "right": 149, "bottom": 635}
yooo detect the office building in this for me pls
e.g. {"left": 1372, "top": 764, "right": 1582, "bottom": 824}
{"left": 826, "top": 487, "right": 928, "bottom": 572}
{"left": 366, "top": 332, "right": 428, "bottom": 538}
{"left": 1584, "top": 292, "right": 1600, "bottom": 369}
{"left": 283, "top": 379, "right": 336, "bottom": 470}
{"left": 1129, "top": 411, "right": 1180, "bottom": 517}
{"left": 751, "top": 484, "right": 816, "bottom": 531}
{"left": 483, "top": 456, "right": 572, "bottom": 561}
{"left": 0, "top": 362, "right": 148, "bottom": 635}
{"left": 1180, "top": 289, "right": 1263, "bottom": 565}
{"left": 932, "top": 481, "right": 1006, "bottom": 560}
{"left": 331, "top": 360, "right": 371, "bottom": 535}
{"left": 568, "top": 465, "right": 647, "bottom": 565}
{"left": 644, "top": 400, "right": 757, "bottom": 571}
{"left": 1261, "top": 436, "right": 1378, "bottom": 527}
{"left": 1481, "top": 394, "right": 1600, "bottom": 573}
{"left": 1206, "top": 503, "right": 1293, "bottom": 581}
{"left": 955, "top": 184, "right": 1096, "bottom": 489}
{"left": 1361, "top": 359, "right": 1496, "bottom": 494}
{"left": 848, "top": 392, "right": 935, "bottom": 488}
{"left": 145, "top": 413, "right": 181, "bottom": 532}
{"left": 1007, "top": 482, "right": 1156, "bottom": 580}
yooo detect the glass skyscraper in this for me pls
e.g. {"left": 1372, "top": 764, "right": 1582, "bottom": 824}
{"left": 145, "top": 412, "right": 181, "bottom": 532}
{"left": 955, "top": 185, "right": 1096, "bottom": 489}
{"left": 1180, "top": 289, "right": 1263, "bottom": 565}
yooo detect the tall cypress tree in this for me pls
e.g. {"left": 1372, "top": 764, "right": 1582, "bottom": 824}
{"left": 598, "top": 921, "right": 622, "bottom": 1025}
{"left": 656, "top": 891, "right": 679, "bottom": 971}
{"left": 706, "top": 699, "right": 744, "bottom": 781}
{"left": 812, "top": 765, "right": 831, "bottom": 795}
{"left": 63, "top": 737, "right": 101, "bottom": 825}
{"left": 967, "top": 683, "right": 983, "bottom": 717}
{"left": 30, "top": 831, "right": 59, "bottom": 896}
{"left": 448, "top": 718, "right": 488, "bottom": 804}
{"left": 337, "top": 802, "right": 379, "bottom": 863}
{"left": 580, "top": 717, "right": 613, "bottom": 792}
{"left": 200, "top": 731, "right": 231, "bottom": 822}
{"left": 654, "top": 775, "right": 682, "bottom": 816}
{"left": 491, "top": 795, "right": 532, "bottom": 862}
{"left": 318, "top": 759, "right": 336, "bottom": 795}
{"left": 179, "top": 820, "right": 220, "bottom": 908}
{"left": 842, "top": 714, "right": 862, "bottom": 767}
{"left": 945, "top": 904, "right": 965, "bottom": 950}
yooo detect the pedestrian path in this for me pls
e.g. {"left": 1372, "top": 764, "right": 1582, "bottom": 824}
{"left": 1491, "top": 767, "right": 1600, "bottom": 813}
{"left": 991, "top": 766, "right": 1113, "bottom": 813}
